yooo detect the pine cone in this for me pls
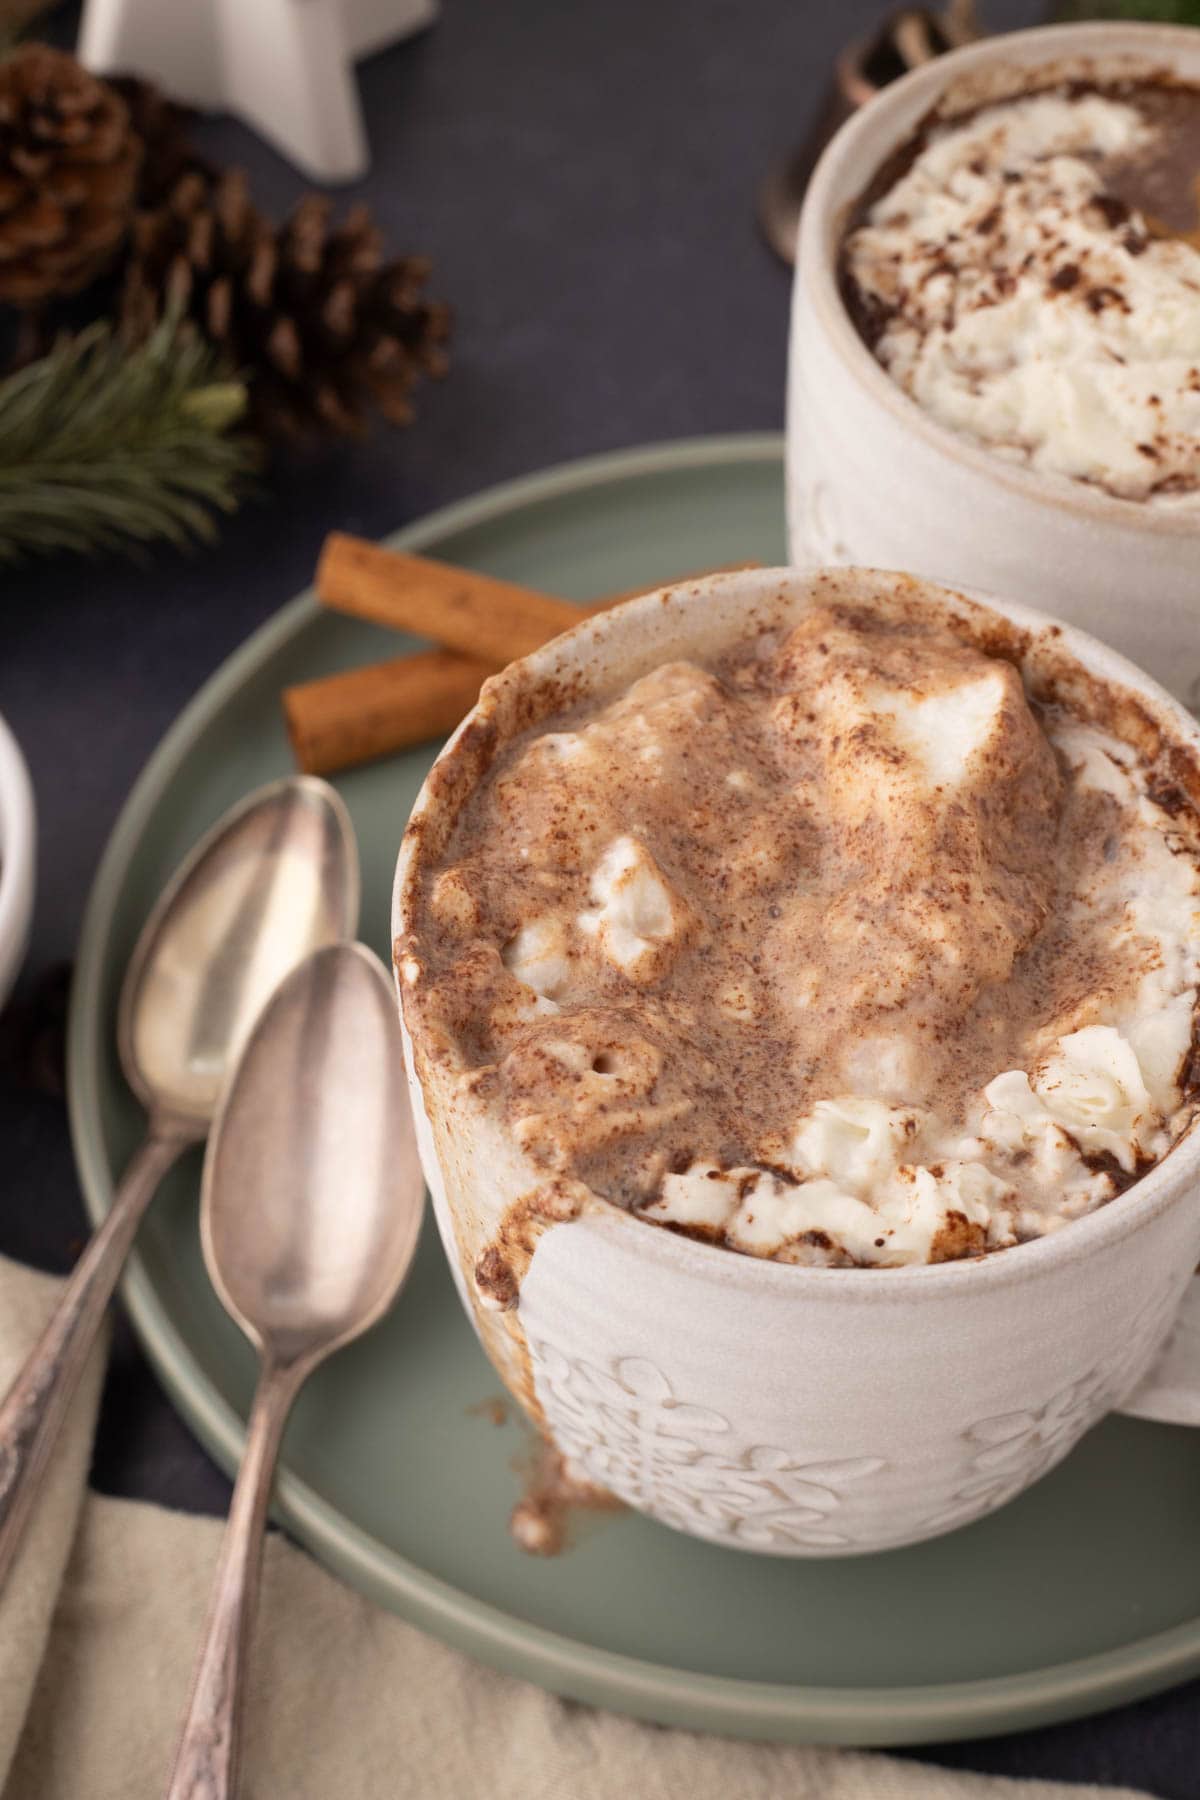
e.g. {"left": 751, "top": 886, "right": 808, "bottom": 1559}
{"left": 119, "top": 169, "right": 451, "bottom": 442}
{"left": 106, "top": 73, "right": 210, "bottom": 209}
{"left": 0, "top": 46, "right": 141, "bottom": 305}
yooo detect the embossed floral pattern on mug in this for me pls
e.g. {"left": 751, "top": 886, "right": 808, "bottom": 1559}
{"left": 527, "top": 1273, "right": 1188, "bottom": 1551}
{"left": 529, "top": 1338, "right": 885, "bottom": 1550}
{"left": 920, "top": 1279, "right": 1183, "bottom": 1536}
{"left": 919, "top": 1372, "right": 1110, "bottom": 1536}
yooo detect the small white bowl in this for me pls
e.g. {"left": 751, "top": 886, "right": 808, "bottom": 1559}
{"left": 0, "top": 711, "right": 35, "bottom": 1010}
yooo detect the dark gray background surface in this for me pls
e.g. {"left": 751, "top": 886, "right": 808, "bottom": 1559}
{"left": 2, "top": 2, "right": 1193, "bottom": 1792}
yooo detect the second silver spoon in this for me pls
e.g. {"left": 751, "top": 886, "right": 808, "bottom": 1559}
{"left": 165, "top": 942, "right": 424, "bottom": 1800}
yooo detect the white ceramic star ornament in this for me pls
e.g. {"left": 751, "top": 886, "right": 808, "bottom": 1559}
{"left": 77, "top": 0, "right": 439, "bottom": 183}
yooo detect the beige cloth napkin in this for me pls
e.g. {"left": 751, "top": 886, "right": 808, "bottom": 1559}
{"left": 0, "top": 1256, "right": 1151, "bottom": 1800}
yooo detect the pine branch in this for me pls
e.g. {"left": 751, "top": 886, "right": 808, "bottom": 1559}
{"left": 0, "top": 318, "right": 257, "bottom": 563}
{"left": 1053, "top": 0, "right": 1200, "bottom": 23}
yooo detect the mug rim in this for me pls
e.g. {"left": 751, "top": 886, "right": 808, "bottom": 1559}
{"left": 797, "top": 18, "right": 1200, "bottom": 539}
{"left": 393, "top": 563, "right": 1200, "bottom": 1299}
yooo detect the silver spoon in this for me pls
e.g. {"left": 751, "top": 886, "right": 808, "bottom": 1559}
{"left": 165, "top": 941, "right": 423, "bottom": 1800}
{"left": 0, "top": 775, "right": 359, "bottom": 1593}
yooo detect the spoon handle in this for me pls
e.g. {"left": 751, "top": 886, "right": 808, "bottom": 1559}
{"left": 165, "top": 1359, "right": 303, "bottom": 1800}
{"left": 0, "top": 1124, "right": 191, "bottom": 1593}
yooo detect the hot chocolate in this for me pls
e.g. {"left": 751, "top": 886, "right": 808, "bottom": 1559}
{"left": 400, "top": 572, "right": 1200, "bottom": 1269}
{"left": 840, "top": 74, "right": 1200, "bottom": 501}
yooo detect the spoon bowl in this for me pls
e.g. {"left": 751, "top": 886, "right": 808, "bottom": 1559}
{"left": 119, "top": 776, "right": 359, "bottom": 1126}
{"left": 202, "top": 940, "right": 424, "bottom": 1364}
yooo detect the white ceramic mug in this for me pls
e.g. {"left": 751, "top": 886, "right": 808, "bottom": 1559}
{"left": 787, "top": 21, "right": 1200, "bottom": 706}
{"left": 394, "top": 566, "right": 1200, "bottom": 1556}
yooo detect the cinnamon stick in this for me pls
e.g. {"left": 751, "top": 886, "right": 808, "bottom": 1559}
{"left": 317, "top": 535, "right": 592, "bottom": 665}
{"left": 284, "top": 649, "right": 494, "bottom": 776}
{"left": 286, "top": 549, "right": 761, "bottom": 775}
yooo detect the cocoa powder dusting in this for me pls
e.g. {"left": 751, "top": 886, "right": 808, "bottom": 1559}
{"left": 402, "top": 572, "right": 1200, "bottom": 1273}
{"left": 838, "top": 71, "right": 1200, "bottom": 500}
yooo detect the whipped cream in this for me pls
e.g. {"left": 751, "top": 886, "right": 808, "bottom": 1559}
{"left": 842, "top": 89, "right": 1200, "bottom": 501}
{"left": 640, "top": 1153, "right": 1016, "bottom": 1267}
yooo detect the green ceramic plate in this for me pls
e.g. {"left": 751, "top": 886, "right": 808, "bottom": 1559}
{"left": 69, "top": 436, "right": 1200, "bottom": 1746}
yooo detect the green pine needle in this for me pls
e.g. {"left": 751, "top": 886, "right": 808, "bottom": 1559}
{"left": 1052, "top": 0, "right": 1200, "bottom": 26}
{"left": 0, "top": 319, "right": 257, "bottom": 564}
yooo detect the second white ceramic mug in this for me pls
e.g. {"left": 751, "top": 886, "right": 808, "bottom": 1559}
{"left": 787, "top": 21, "right": 1200, "bottom": 706}
{"left": 394, "top": 565, "right": 1200, "bottom": 1557}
